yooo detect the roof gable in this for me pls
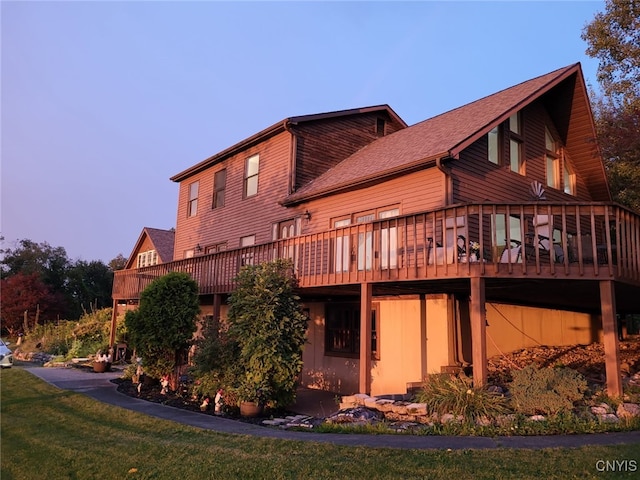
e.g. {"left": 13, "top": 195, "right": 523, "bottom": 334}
{"left": 124, "top": 227, "right": 175, "bottom": 269}
{"left": 284, "top": 63, "right": 609, "bottom": 204}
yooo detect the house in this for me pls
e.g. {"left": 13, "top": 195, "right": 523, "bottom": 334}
{"left": 112, "top": 63, "right": 639, "bottom": 398}
{"left": 108, "top": 227, "right": 175, "bottom": 346}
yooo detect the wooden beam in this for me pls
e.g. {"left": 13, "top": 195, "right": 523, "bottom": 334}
{"left": 470, "top": 277, "right": 487, "bottom": 386}
{"left": 600, "top": 280, "right": 622, "bottom": 397}
{"left": 109, "top": 300, "right": 118, "bottom": 348}
{"left": 213, "top": 294, "right": 222, "bottom": 323}
{"left": 359, "top": 282, "right": 373, "bottom": 394}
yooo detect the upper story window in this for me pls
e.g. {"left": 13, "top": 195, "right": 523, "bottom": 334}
{"left": 487, "top": 126, "right": 500, "bottom": 164}
{"left": 213, "top": 169, "right": 226, "bottom": 209}
{"left": 188, "top": 181, "right": 199, "bottom": 217}
{"left": 508, "top": 112, "right": 524, "bottom": 175}
{"left": 244, "top": 154, "right": 260, "bottom": 198}
{"left": 545, "top": 127, "right": 560, "bottom": 189}
{"left": 137, "top": 250, "right": 158, "bottom": 268}
{"left": 564, "top": 161, "right": 576, "bottom": 195}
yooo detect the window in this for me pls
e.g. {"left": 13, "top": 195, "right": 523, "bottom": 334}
{"left": 508, "top": 112, "right": 524, "bottom": 175}
{"left": 136, "top": 250, "right": 158, "bottom": 268}
{"left": 494, "top": 214, "right": 523, "bottom": 262}
{"left": 545, "top": 127, "right": 560, "bottom": 188}
{"left": 333, "top": 218, "right": 351, "bottom": 273}
{"left": 213, "top": 169, "right": 226, "bottom": 209}
{"left": 244, "top": 154, "right": 259, "bottom": 197}
{"left": 240, "top": 235, "right": 255, "bottom": 266}
{"left": 355, "top": 211, "right": 374, "bottom": 271}
{"left": 184, "top": 249, "right": 195, "bottom": 259}
{"left": 487, "top": 127, "right": 499, "bottom": 164}
{"left": 546, "top": 155, "right": 560, "bottom": 189}
{"left": 379, "top": 208, "right": 399, "bottom": 269}
{"left": 188, "top": 181, "right": 199, "bottom": 217}
{"left": 205, "top": 242, "right": 227, "bottom": 254}
{"left": 563, "top": 161, "right": 576, "bottom": 195}
{"left": 325, "top": 303, "right": 379, "bottom": 358}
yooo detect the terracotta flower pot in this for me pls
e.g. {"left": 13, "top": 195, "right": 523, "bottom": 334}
{"left": 239, "top": 401, "right": 263, "bottom": 418}
{"left": 93, "top": 361, "right": 111, "bottom": 373}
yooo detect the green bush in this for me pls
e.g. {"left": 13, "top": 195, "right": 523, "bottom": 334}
{"left": 414, "top": 373, "right": 509, "bottom": 421}
{"left": 225, "top": 259, "right": 308, "bottom": 408}
{"left": 509, "top": 365, "right": 588, "bottom": 415}
{"left": 125, "top": 272, "right": 199, "bottom": 380}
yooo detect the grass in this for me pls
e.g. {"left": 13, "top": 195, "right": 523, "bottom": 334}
{"left": 2, "top": 368, "right": 640, "bottom": 480}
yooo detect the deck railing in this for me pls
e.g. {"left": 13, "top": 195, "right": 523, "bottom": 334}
{"left": 113, "top": 202, "right": 640, "bottom": 299}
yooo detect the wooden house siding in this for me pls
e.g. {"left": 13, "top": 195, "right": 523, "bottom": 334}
{"left": 293, "top": 112, "right": 405, "bottom": 190}
{"left": 300, "top": 167, "right": 445, "bottom": 234}
{"left": 174, "top": 131, "right": 300, "bottom": 258}
{"left": 453, "top": 100, "right": 593, "bottom": 205}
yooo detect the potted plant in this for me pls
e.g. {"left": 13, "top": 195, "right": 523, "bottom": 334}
{"left": 93, "top": 349, "right": 112, "bottom": 373}
{"left": 236, "top": 377, "right": 271, "bottom": 417}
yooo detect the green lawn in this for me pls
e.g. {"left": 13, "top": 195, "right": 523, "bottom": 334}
{"left": 1, "top": 368, "right": 639, "bottom": 480}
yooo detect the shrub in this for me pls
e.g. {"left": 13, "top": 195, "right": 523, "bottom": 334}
{"left": 509, "top": 365, "right": 588, "bottom": 415}
{"left": 226, "top": 259, "right": 308, "bottom": 408}
{"left": 414, "top": 373, "right": 509, "bottom": 421}
{"left": 125, "top": 272, "right": 199, "bottom": 380}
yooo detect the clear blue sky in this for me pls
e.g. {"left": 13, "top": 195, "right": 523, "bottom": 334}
{"left": 2, "top": 1, "right": 605, "bottom": 263}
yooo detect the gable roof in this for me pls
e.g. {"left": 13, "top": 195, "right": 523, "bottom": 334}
{"left": 170, "top": 105, "right": 406, "bottom": 183}
{"left": 284, "top": 63, "right": 610, "bottom": 205}
{"left": 124, "top": 227, "right": 175, "bottom": 269}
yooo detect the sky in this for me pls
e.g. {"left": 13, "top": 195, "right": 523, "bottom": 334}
{"left": 1, "top": 0, "right": 607, "bottom": 264}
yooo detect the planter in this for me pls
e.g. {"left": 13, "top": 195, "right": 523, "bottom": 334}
{"left": 240, "top": 401, "right": 263, "bottom": 418}
{"left": 93, "top": 361, "right": 111, "bottom": 373}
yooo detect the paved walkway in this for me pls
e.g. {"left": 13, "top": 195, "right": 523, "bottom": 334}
{"left": 22, "top": 364, "right": 640, "bottom": 450}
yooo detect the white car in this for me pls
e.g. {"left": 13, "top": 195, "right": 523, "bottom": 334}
{"left": 0, "top": 339, "right": 13, "bottom": 368}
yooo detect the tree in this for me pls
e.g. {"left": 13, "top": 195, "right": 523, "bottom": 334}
{"left": 226, "top": 259, "right": 308, "bottom": 408}
{"left": 125, "top": 272, "right": 199, "bottom": 381}
{"left": 108, "top": 254, "right": 128, "bottom": 271}
{"left": 0, "top": 239, "right": 70, "bottom": 293}
{"left": 66, "top": 260, "right": 114, "bottom": 318}
{"left": 582, "top": 0, "right": 640, "bottom": 212}
{"left": 0, "top": 273, "right": 56, "bottom": 335}
{"left": 582, "top": 0, "right": 640, "bottom": 110}
{"left": 591, "top": 96, "right": 640, "bottom": 211}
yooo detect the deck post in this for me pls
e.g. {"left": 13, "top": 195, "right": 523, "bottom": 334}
{"left": 359, "top": 282, "right": 373, "bottom": 394}
{"left": 213, "top": 294, "right": 222, "bottom": 323}
{"left": 109, "top": 299, "right": 118, "bottom": 348}
{"left": 470, "top": 277, "right": 487, "bottom": 386}
{"left": 600, "top": 280, "right": 622, "bottom": 397}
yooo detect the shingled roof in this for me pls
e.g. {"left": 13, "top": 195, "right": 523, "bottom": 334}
{"left": 124, "top": 227, "right": 175, "bottom": 269}
{"left": 284, "top": 63, "right": 608, "bottom": 205}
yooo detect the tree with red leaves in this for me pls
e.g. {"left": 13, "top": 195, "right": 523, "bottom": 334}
{"left": 0, "top": 272, "right": 63, "bottom": 335}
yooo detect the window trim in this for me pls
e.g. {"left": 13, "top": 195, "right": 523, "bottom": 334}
{"left": 244, "top": 154, "right": 260, "bottom": 198}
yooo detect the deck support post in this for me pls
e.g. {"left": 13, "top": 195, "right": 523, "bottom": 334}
{"left": 359, "top": 282, "right": 373, "bottom": 394}
{"left": 470, "top": 277, "right": 487, "bottom": 386}
{"left": 213, "top": 294, "right": 222, "bottom": 324}
{"left": 109, "top": 299, "right": 118, "bottom": 348}
{"left": 600, "top": 280, "right": 622, "bottom": 397}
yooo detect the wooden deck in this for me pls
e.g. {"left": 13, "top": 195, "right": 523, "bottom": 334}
{"left": 113, "top": 202, "right": 639, "bottom": 310}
